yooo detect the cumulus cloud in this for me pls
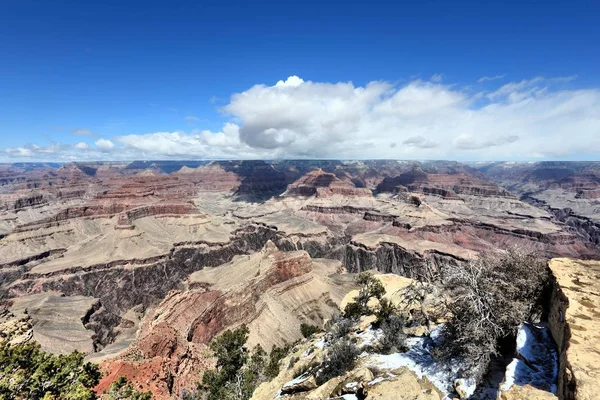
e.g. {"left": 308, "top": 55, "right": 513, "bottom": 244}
{"left": 95, "top": 138, "right": 114, "bottom": 150}
{"left": 431, "top": 74, "right": 443, "bottom": 82}
{"left": 4, "top": 147, "right": 35, "bottom": 157}
{"left": 2, "top": 74, "right": 600, "bottom": 161}
{"left": 74, "top": 142, "right": 89, "bottom": 150}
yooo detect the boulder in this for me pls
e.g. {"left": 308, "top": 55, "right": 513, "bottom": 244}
{"left": 281, "top": 374, "right": 318, "bottom": 394}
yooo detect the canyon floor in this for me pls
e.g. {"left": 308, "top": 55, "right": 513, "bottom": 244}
{"left": 1, "top": 160, "right": 600, "bottom": 399}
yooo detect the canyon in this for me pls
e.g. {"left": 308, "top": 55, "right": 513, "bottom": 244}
{"left": 1, "top": 160, "right": 600, "bottom": 399}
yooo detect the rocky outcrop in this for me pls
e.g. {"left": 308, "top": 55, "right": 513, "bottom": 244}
{"left": 0, "top": 193, "right": 47, "bottom": 211}
{"left": 376, "top": 166, "right": 511, "bottom": 198}
{"left": 547, "top": 208, "right": 600, "bottom": 246}
{"left": 344, "top": 239, "right": 468, "bottom": 279}
{"left": 548, "top": 258, "right": 600, "bottom": 400}
{"left": 500, "top": 385, "right": 558, "bottom": 400}
{"left": 116, "top": 203, "right": 199, "bottom": 226}
{"left": 4, "top": 293, "right": 100, "bottom": 354}
{"left": 286, "top": 169, "right": 372, "bottom": 197}
{"left": 95, "top": 243, "right": 350, "bottom": 399}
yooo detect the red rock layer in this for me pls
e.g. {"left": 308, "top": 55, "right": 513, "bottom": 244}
{"left": 286, "top": 169, "right": 372, "bottom": 197}
{"left": 95, "top": 249, "right": 313, "bottom": 399}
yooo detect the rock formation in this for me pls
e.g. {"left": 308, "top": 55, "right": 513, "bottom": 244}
{"left": 547, "top": 258, "right": 600, "bottom": 400}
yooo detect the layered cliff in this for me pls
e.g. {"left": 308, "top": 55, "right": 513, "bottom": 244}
{"left": 548, "top": 258, "right": 600, "bottom": 400}
{"left": 95, "top": 242, "right": 355, "bottom": 398}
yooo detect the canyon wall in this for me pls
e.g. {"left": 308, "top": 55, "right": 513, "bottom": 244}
{"left": 548, "top": 258, "right": 600, "bottom": 400}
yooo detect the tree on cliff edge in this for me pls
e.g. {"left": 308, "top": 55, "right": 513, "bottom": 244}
{"left": 435, "top": 248, "right": 549, "bottom": 383}
{"left": 201, "top": 325, "right": 268, "bottom": 400}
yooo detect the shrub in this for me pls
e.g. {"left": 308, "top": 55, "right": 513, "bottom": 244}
{"left": 201, "top": 325, "right": 267, "bottom": 400}
{"left": 374, "top": 297, "right": 397, "bottom": 327}
{"left": 355, "top": 272, "right": 386, "bottom": 305}
{"left": 300, "top": 323, "right": 321, "bottom": 338}
{"left": 379, "top": 312, "right": 408, "bottom": 354}
{"left": 435, "top": 248, "right": 549, "bottom": 383}
{"left": 179, "top": 388, "right": 202, "bottom": 400}
{"left": 343, "top": 272, "right": 386, "bottom": 319}
{"left": 0, "top": 341, "right": 101, "bottom": 400}
{"left": 106, "top": 377, "right": 153, "bottom": 400}
{"left": 317, "top": 339, "right": 359, "bottom": 385}
{"left": 208, "top": 325, "right": 250, "bottom": 382}
{"left": 343, "top": 301, "right": 364, "bottom": 320}
{"left": 264, "top": 344, "right": 291, "bottom": 379}
{"left": 331, "top": 318, "right": 354, "bottom": 339}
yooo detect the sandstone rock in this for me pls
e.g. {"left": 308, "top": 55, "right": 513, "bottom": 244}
{"left": 281, "top": 374, "right": 318, "bottom": 394}
{"left": 548, "top": 258, "right": 600, "bottom": 400}
{"left": 498, "top": 384, "right": 557, "bottom": 400}
{"left": 8, "top": 293, "right": 99, "bottom": 355}
{"left": 366, "top": 368, "right": 441, "bottom": 400}
{"left": 285, "top": 169, "right": 372, "bottom": 198}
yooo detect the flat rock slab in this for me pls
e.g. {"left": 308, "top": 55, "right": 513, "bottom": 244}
{"left": 10, "top": 292, "right": 99, "bottom": 355}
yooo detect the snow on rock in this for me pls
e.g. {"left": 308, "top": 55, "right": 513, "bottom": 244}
{"left": 365, "top": 326, "right": 474, "bottom": 399}
{"left": 282, "top": 373, "right": 311, "bottom": 390}
{"left": 368, "top": 377, "right": 386, "bottom": 386}
{"left": 501, "top": 322, "right": 558, "bottom": 394}
{"left": 314, "top": 337, "right": 326, "bottom": 349}
{"left": 355, "top": 326, "right": 383, "bottom": 349}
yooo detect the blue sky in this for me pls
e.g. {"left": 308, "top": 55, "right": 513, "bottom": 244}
{"left": 1, "top": 0, "right": 599, "bottom": 161}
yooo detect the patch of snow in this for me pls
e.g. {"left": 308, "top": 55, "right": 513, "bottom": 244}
{"left": 455, "top": 377, "right": 477, "bottom": 398}
{"left": 355, "top": 327, "right": 383, "bottom": 349}
{"left": 501, "top": 322, "right": 558, "bottom": 394}
{"left": 366, "top": 325, "right": 472, "bottom": 399}
{"left": 314, "top": 337, "right": 326, "bottom": 349}
{"left": 368, "top": 377, "right": 386, "bottom": 386}
{"left": 345, "top": 381, "right": 358, "bottom": 389}
{"left": 282, "top": 373, "right": 310, "bottom": 389}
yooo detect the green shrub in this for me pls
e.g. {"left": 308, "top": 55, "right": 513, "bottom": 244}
{"left": 201, "top": 325, "right": 263, "bottom": 400}
{"left": 379, "top": 312, "right": 408, "bottom": 354}
{"left": 343, "top": 301, "right": 365, "bottom": 320}
{"left": 264, "top": 344, "right": 290, "bottom": 379}
{"left": 0, "top": 341, "right": 101, "bottom": 400}
{"left": 343, "top": 272, "right": 386, "bottom": 319}
{"left": 105, "top": 377, "right": 152, "bottom": 400}
{"left": 374, "top": 298, "right": 397, "bottom": 327}
{"left": 316, "top": 339, "right": 359, "bottom": 385}
{"left": 300, "top": 323, "right": 321, "bottom": 338}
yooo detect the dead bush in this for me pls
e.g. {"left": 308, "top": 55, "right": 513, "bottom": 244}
{"left": 435, "top": 248, "right": 549, "bottom": 383}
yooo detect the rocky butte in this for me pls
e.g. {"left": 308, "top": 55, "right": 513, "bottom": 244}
{"left": 1, "top": 160, "right": 599, "bottom": 399}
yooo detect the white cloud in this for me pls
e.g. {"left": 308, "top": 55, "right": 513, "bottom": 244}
{"left": 275, "top": 75, "right": 304, "bottom": 87}
{"left": 431, "top": 73, "right": 443, "bottom": 82}
{"left": 95, "top": 138, "right": 114, "bottom": 150}
{"left": 185, "top": 115, "right": 200, "bottom": 122}
{"left": 4, "top": 147, "right": 34, "bottom": 157}
{"left": 477, "top": 74, "right": 505, "bottom": 83}
{"left": 74, "top": 142, "right": 89, "bottom": 150}
{"left": 453, "top": 135, "right": 519, "bottom": 150}
{"left": 2, "top": 75, "right": 600, "bottom": 161}
{"left": 403, "top": 136, "right": 438, "bottom": 149}
{"left": 71, "top": 128, "right": 95, "bottom": 136}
